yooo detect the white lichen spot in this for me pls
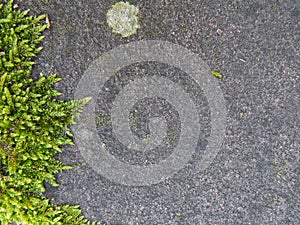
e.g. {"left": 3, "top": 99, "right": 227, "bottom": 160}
{"left": 106, "top": 1, "right": 140, "bottom": 38}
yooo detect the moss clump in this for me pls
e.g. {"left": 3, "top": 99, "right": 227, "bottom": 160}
{"left": 106, "top": 1, "right": 140, "bottom": 38}
{"left": 0, "top": 1, "right": 100, "bottom": 224}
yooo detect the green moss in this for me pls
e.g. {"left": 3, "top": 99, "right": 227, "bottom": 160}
{"left": 95, "top": 112, "right": 112, "bottom": 127}
{"left": 0, "top": 1, "right": 101, "bottom": 224}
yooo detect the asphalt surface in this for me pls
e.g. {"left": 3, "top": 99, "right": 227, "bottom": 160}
{"left": 14, "top": 0, "right": 300, "bottom": 224}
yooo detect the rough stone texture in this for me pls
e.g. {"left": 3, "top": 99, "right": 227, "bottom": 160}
{"left": 9, "top": 0, "right": 300, "bottom": 224}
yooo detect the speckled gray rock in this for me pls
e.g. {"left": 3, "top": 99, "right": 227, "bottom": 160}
{"left": 10, "top": 0, "right": 300, "bottom": 224}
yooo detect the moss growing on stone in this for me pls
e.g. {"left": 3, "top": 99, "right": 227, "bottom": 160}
{"left": 106, "top": 1, "right": 140, "bottom": 38}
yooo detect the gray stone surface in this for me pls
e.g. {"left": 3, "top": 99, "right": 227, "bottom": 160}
{"left": 14, "top": 0, "right": 300, "bottom": 224}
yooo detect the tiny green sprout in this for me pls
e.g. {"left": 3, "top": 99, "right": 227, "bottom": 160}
{"left": 106, "top": 1, "right": 140, "bottom": 38}
{"left": 211, "top": 70, "right": 222, "bottom": 79}
{"left": 214, "top": 53, "right": 220, "bottom": 61}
